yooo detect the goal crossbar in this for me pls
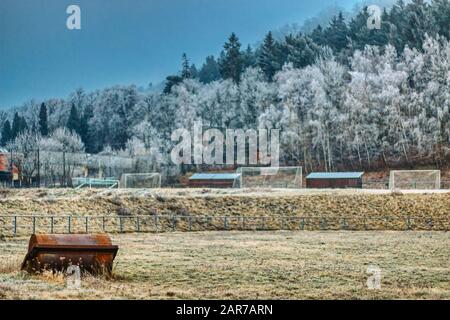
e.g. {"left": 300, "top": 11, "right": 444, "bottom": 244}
{"left": 389, "top": 170, "right": 440, "bottom": 190}
{"left": 236, "top": 166, "right": 302, "bottom": 188}
{"left": 120, "top": 173, "right": 161, "bottom": 189}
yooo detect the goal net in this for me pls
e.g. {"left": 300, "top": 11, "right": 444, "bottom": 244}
{"left": 236, "top": 167, "right": 302, "bottom": 188}
{"left": 120, "top": 173, "right": 161, "bottom": 188}
{"left": 389, "top": 170, "right": 440, "bottom": 190}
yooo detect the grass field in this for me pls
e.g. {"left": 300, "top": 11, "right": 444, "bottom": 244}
{"left": 0, "top": 231, "right": 448, "bottom": 300}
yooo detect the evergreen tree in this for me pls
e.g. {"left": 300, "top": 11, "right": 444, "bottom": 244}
{"left": 20, "top": 116, "right": 28, "bottom": 133}
{"left": 198, "top": 56, "right": 221, "bottom": 84}
{"left": 11, "top": 112, "right": 21, "bottom": 139}
{"left": 189, "top": 64, "right": 198, "bottom": 79}
{"left": 258, "top": 32, "right": 281, "bottom": 81}
{"left": 325, "top": 12, "right": 349, "bottom": 53}
{"left": 1, "top": 120, "right": 12, "bottom": 146}
{"left": 181, "top": 53, "right": 192, "bottom": 79}
{"left": 79, "top": 105, "right": 93, "bottom": 150}
{"left": 388, "top": 0, "right": 408, "bottom": 52}
{"left": 163, "top": 75, "right": 183, "bottom": 94}
{"left": 242, "top": 45, "right": 257, "bottom": 69}
{"left": 284, "top": 34, "right": 321, "bottom": 69}
{"left": 403, "top": 0, "right": 431, "bottom": 50}
{"left": 219, "top": 33, "right": 244, "bottom": 83}
{"left": 348, "top": 7, "right": 390, "bottom": 51}
{"left": 311, "top": 25, "right": 326, "bottom": 46}
{"left": 11, "top": 112, "right": 27, "bottom": 140}
{"left": 67, "top": 104, "right": 81, "bottom": 134}
{"left": 163, "top": 53, "right": 193, "bottom": 94}
{"left": 38, "top": 102, "right": 49, "bottom": 136}
{"left": 429, "top": 0, "right": 450, "bottom": 39}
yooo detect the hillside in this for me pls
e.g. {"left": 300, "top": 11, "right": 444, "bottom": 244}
{"left": 0, "top": 188, "right": 449, "bottom": 235}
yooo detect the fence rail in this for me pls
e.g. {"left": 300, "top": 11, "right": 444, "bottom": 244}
{"left": 0, "top": 214, "right": 448, "bottom": 236}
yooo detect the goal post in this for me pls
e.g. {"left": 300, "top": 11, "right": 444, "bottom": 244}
{"left": 389, "top": 170, "right": 440, "bottom": 190}
{"left": 120, "top": 173, "right": 162, "bottom": 188}
{"left": 236, "top": 166, "right": 302, "bottom": 188}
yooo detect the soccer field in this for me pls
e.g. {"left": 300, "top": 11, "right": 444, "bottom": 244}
{"left": 0, "top": 231, "right": 448, "bottom": 300}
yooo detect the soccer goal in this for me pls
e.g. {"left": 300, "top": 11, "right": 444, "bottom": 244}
{"left": 72, "top": 177, "right": 120, "bottom": 189}
{"left": 236, "top": 166, "right": 302, "bottom": 188}
{"left": 120, "top": 173, "right": 162, "bottom": 188}
{"left": 389, "top": 170, "right": 441, "bottom": 190}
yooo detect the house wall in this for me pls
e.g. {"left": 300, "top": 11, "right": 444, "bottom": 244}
{"left": 188, "top": 179, "right": 236, "bottom": 188}
{"left": 306, "top": 178, "right": 362, "bottom": 189}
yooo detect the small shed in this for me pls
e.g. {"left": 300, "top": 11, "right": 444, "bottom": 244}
{"left": 188, "top": 173, "right": 241, "bottom": 188}
{"left": 306, "top": 172, "right": 364, "bottom": 189}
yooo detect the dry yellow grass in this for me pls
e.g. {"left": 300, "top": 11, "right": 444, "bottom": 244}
{"left": 0, "top": 188, "right": 449, "bottom": 234}
{"left": 0, "top": 231, "right": 448, "bottom": 300}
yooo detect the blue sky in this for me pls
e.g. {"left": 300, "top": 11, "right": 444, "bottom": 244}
{"left": 0, "top": 0, "right": 360, "bottom": 109}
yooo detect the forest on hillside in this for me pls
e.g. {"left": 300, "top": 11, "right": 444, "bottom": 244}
{"left": 1, "top": 0, "right": 449, "bottom": 175}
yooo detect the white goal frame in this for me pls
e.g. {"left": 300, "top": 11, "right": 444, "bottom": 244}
{"left": 389, "top": 170, "right": 441, "bottom": 190}
{"left": 120, "top": 173, "right": 162, "bottom": 189}
{"left": 236, "top": 166, "right": 302, "bottom": 189}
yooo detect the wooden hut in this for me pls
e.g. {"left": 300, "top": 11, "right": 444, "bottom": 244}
{"left": 306, "top": 172, "right": 364, "bottom": 189}
{"left": 188, "top": 173, "right": 241, "bottom": 188}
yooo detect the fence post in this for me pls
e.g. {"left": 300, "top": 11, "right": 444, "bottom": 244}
{"left": 426, "top": 218, "right": 433, "bottom": 230}
{"left": 32, "top": 216, "right": 36, "bottom": 234}
{"left": 67, "top": 216, "right": 71, "bottom": 234}
{"left": 188, "top": 216, "right": 192, "bottom": 232}
{"left": 171, "top": 216, "right": 176, "bottom": 231}
{"left": 300, "top": 217, "right": 305, "bottom": 231}
{"left": 136, "top": 216, "right": 140, "bottom": 233}
{"left": 202, "top": 216, "right": 208, "bottom": 231}
{"left": 281, "top": 216, "right": 285, "bottom": 230}
{"left": 223, "top": 216, "right": 228, "bottom": 230}
{"left": 320, "top": 218, "right": 327, "bottom": 230}
{"left": 50, "top": 216, "right": 54, "bottom": 234}
{"left": 102, "top": 216, "right": 106, "bottom": 232}
{"left": 205, "top": 216, "right": 211, "bottom": 231}
{"left": 154, "top": 214, "right": 158, "bottom": 232}
{"left": 341, "top": 218, "right": 348, "bottom": 230}
{"left": 261, "top": 216, "right": 266, "bottom": 230}
{"left": 13, "top": 216, "right": 17, "bottom": 237}
{"left": 119, "top": 217, "right": 123, "bottom": 233}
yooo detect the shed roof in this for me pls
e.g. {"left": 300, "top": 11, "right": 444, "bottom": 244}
{"left": 306, "top": 172, "right": 364, "bottom": 179}
{"left": 189, "top": 173, "right": 241, "bottom": 180}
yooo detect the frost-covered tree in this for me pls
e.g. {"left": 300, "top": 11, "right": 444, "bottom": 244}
{"left": 239, "top": 67, "right": 275, "bottom": 129}
{"left": 4, "top": 0, "right": 449, "bottom": 175}
{"left": 8, "top": 131, "right": 39, "bottom": 182}
{"left": 41, "top": 128, "right": 85, "bottom": 184}
{"left": 344, "top": 45, "right": 407, "bottom": 167}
